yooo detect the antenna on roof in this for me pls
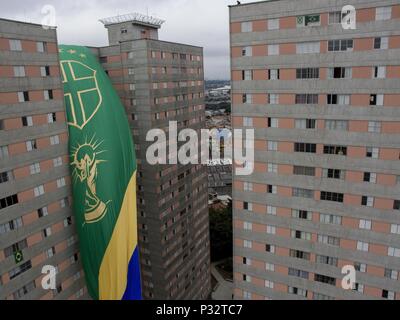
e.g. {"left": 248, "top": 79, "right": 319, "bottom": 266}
{"left": 99, "top": 12, "right": 165, "bottom": 29}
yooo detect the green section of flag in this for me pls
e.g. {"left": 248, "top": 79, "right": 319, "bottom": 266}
{"left": 14, "top": 250, "right": 23, "bottom": 264}
{"left": 59, "top": 45, "right": 136, "bottom": 299}
{"left": 305, "top": 15, "right": 320, "bottom": 25}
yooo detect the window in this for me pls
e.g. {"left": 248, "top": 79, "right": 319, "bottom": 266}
{"left": 364, "top": 172, "right": 377, "bottom": 183}
{"left": 359, "top": 219, "right": 372, "bottom": 230}
{"left": 289, "top": 268, "right": 309, "bottom": 279}
{"left": 354, "top": 262, "right": 367, "bottom": 273}
{"left": 53, "top": 157, "right": 62, "bottom": 167}
{"left": 266, "top": 225, "right": 276, "bottom": 234}
{"left": 9, "top": 261, "right": 32, "bottom": 280}
{"left": 328, "top": 39, "right": 353, "bottom": 52}
{"left": 320, "top": 214, "right": 342, "bottom": 225}
{"left": 129, "top": 84, "right": 135, "bottom": 91}
{"left": 50, "top": 135, "right": 60, "bottom": 145}
{"left": 369, "top": 94, "right": 384, "bottom": 106}
{"left": 373, "top": 66, "right": 386, "bottom": 79}
{"left": 382, "top": 290, "right": 396, "bottom": 300}
{"left": 243, "top": 202, "right": 253, "bottom": 211}
{"left": 268, "top": 94, "right": 279, "bottom": 105}
{"left": 376, "top": 7, "right": 392, "bottom": 21}
{"left": 40, "top": 66, "right": 50, "bottom": 77}
{"left": 268, "top": 69, "right": 279, "bottom": 80}
{"left": 293, "top": 166, "right": 315, "bottom": 176}
{"left": 44, "top": 90, "right": 53, "bottom": 100}
{"left": 0, "top": 146, "right": 9, "bottom": 159}
{"left": 267, "top": 163, "right": 278, "bottom": 173}
{"left": 36, "top": 41, "right": 47, "bottom": 53}
{"left": 268, "top": 44, "right": 279, "bottom": 56}
{"left": 357, "top": 241, "right": 369, "bottom": 252}
{"left": 29, "top": 163, "right": 41, "bottom": 175}
{"left": 265, "top": 262, "right": 275, "bottom": 272}
{"left": 22, "top": 116, "right": 33, "bottom": 127}
{"left": 46, "top": 247, "right": 56, "bottom": 258}
{"left": 296, "top": 68, "right": 319, "bottom": 79}
{"left": 318, "top": 234, "right": 340, "bottom": 246}
{"left": 244, "top": 182, "right": 253, "bottom": 191}
{"left": 289, "top": 249, "right": 310, "bottom": 260}
{"left": 47, "top": 113, "right": 56, "bottom": 123}
{"left": 268, "top": 18, "right": 279, "bottom": 30}
{"left": 241, "top": 21, "right": 252, "bottom": 32}
{"left": 26, "top": 140, "right": 37, "bottom": 151}
{"left": 323, "top": 145, "right": 347, "bottom": 155}
{"left": 320, "top": 192, "right": 344, "bottom": 203}
{"left": 288, "top": 287, "right": 307, "bottom": 297}
{"left": 242, "top": 70, "right": 253, "bottom": 80}
{"left": 242, "top": 46, "right": 252, "bottom": 56}
{"left": 388, "top": 247, "right": 400, "bottom": 258}
{"left": 265, "top": 244, "right": 275, "bottom": 253}
{"left": 361, "top": 196, "right": 374, "bottom": 207}
{"left": 244, "top": 240, "right": 252, "bottom": 248}
{"left": 242, "top": 94, "right": 252, "bottom": 104}
{"left": 38, "top": 207, "right": 48, "bottom": 218}
{"left": 243, "top": 222, "right": 252, "bottom": 231}
{"left": 291, "top": 230, "right": 311, "bottom": 241}
{"left": 34, "top": 185, "right": 45, "bottom": 197}
{"left": 391, "top": 224, "right": 400, "bottom": 235}
{"left": 294, "top": 143, "right": 316, "bottom": 153}
{"left": 384, "top": 269, "right": 398, "bottom": 280}
{"left": 267, "top": 206, "right": 277, "bottom": 215}
{"left": 243, "top": 257, "right": 251, "bottom": 266}
{"left": 327, "top": 94, "right": 350, "bottom": 105}
{"left": 316, "top": 255, "right": 338, "bottom": 266}
{"left": 0, "top": 119, "right": 3, "bottom": 130}
{"left": 57, "top": 178, "right": 66, "bottom": 188}
{"left": 267, "top": 185, "right": 277, "bottom": 194}
{"left": 243, "top": 291, "right": 252, "bottom": 299}
{"left": 366, "top": 147, "right": 379, "bottom": 159}
{"left": 267, "top": 117, "right": 279, "bottom": 128}
{"left": 374, "top": 37, "right": 389, "bottom": 50}
{"left": 293, "top": 188, "right": 314, "bottom": 199}
{"left": 13, "top": 66, "right": 26, "bottom": 77}
{"left": 9, "top": 39, "right": 22, "bottom": 51}
{"left": 329, "top": 11, "right": 342, "bottom": 24}
{"left": 295, "top": 94, "right": 318, "bottom": 104}
{"left": 0, "top": 217, "right": 22, "bottom": 235}
{"left": 292, "top": 210, "right": 312, "bottom": 220}
{"left": 295, "top": 119, "right": 316, "bottom": 129}
{"left": 393, "top": 200, "right": 400, "bottom": 210}
{"left": 268, "top": 141, "right": 278, "bottom": 151}
{"left": 314, "top": 274, "right": 336, "bottom": 286}
{"left": 296, "top": 42, "right": 320, "bottom": 54}
{"left": 323, "top": 168, "right": 345, "bottom": 180}
{"left": 368, "top": 121, "right": 381, "bottom": 133}
{"left": 0, "top": 171, "right": 13, "bottom": 184}
{"left": 328, "top": 67, "right": 352, "bottom": 79}
{"left": 265, "top": 280, "right": 274, "bottom": 289}
{"left": 18, "top": 91, "right": 30, "bottom": 102}
{"left": 326, "top": 120, "right": 348, "bottom": 131}
{"left": 243, "top": 117, "right": 253, "bottom": 127}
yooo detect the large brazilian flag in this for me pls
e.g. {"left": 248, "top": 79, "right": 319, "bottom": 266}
{"left": 59, "top": 45, "right": 141, "bottom": 300}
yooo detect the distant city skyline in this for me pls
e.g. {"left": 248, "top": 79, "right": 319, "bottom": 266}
{"left": 0, "top": 0, "right": 261, "bottom": 79}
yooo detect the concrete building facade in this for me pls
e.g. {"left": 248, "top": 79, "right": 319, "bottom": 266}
{"left": 230, "top": 0, "right": 400, "bottom": 300}
{"left": 94, "top": 15, "right": 211, "bottom": 300}
{"left": 0, "top": 19, "right": 87, "bottom": 300}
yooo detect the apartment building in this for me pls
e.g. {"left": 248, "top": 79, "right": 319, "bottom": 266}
{"left": 230, "top": 0, "right": 400, "bottom": 300}
{"left": 0, "top": 19, "right": 87, "bottom": 299}
{"left": 96, "top": 14, "right": 210, "bottom": 299}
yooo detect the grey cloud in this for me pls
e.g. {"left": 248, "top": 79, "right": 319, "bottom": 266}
{"left": 0, "top": 0, "right": 262, "bottom": 79}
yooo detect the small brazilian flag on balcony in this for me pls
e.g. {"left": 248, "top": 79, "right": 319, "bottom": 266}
{"left": 59, "top": 45, "right": 141, "bottom": 300}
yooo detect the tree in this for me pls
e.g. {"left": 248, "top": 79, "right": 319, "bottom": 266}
{"left": 209, "top": 200, "right": 232, "bottom": 262}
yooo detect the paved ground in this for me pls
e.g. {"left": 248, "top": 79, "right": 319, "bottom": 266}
{"left": 211, "top": 261, "right": 233, "bottom": 300}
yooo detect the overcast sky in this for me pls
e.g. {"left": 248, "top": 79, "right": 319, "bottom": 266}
{"left": 1, "top": 0, "right": 262, "bottom": 79}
